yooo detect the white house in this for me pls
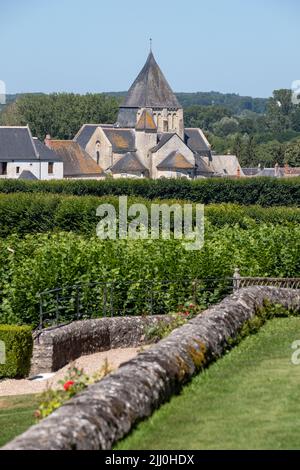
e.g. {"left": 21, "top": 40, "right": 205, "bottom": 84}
{"left": 0, "top": 126, "right": 63, "bottom": 180}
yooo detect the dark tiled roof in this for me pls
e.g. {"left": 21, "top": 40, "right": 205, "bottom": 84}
{"left": 117, "top": 108, "right": 138, "bottom": 128}
{"left": 242, "top": 168, "right": 260, "bottom": 176}
{"left": 18, "top": 170, "right": 38, "bottom": 180}
{"left": 49, "top": 141, "right": 104, "bottom": 177}
{"left": 74, "top": 125, "right": 98, "bottom": 148}
{"left": 257, "top": 168, "right": 284, "bottom": 177}
{"left": 157, "top": 151, "right": 194, "bottom": 170}
{"left": 110, "top": 152, "right": 146, "bottom": 173}
{"left": 0, "top": 126, "right": 37, "bottom": 161}
{"left": 185, "top": 129, "right": 210, "bottom": 155}
{"left": 151, "top": 133, "right": 175, "bottom": 153}
{"left": 102, "top": 128, "right": 136, "bottom": 153}
{"left": 121, "top": 52, "right": 181, "bottom": 109}
{"left": 136, "top": 110, "right": 157, "bottom": 131}
{"left": 33, "top": 138, "right": 62, "bottom": 162}
{"left": 194, "top": 155, "right": 214, "bottom": 175}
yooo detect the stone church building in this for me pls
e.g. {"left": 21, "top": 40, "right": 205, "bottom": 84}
{"left": 74, "top": 51, "right": 241, "bottom": 179}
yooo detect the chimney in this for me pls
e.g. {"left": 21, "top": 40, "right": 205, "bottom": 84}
{"left": 44, "top": 134, "right": 51, "bottom": 148}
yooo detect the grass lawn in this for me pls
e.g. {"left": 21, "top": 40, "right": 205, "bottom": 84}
{"left": 115, "top": 317, "right": 300, "bottom": 450}
{"left": 0, "top": 394, "right": 40, "bottom": 447}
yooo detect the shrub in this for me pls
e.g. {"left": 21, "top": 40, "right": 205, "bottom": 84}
{"left": 0, "top": 222, "right": 299, "bottom": 327}
{"left": 0, "top": 325, "right": 33, "bottom": 378}
{"left": 0, "top": 177, "right": 299, "bottom": 207}
{"left": 0, "top": 193, "right": 299, "bottom": 238}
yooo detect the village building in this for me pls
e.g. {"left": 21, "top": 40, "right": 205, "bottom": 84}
{"left": 45, "top": 137, "right": 104, "bottom": 179}
{"left": 0, "top": 126, "right": 63, "bottom": 180}
{"left": 74, "top": 51, "right": 241, "bottom": 179}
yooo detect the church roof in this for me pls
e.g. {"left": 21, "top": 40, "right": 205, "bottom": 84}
{"left": 74, "top": 124, "right": 114, "bottom": 149}
{"left": 150, "top": 133, "right": 176, "bottom": 153}
{"left": 102, "top": 128, "right": 136, "bottom": 153}
{"left": 185, "top": 129, "right": 211, "bottom": 156}
{"left": 121, "top": 52, "right": 181, "bottom": 109}
{"left": 110, "top": 152, "right": 146, "bottom": 173}
{"left": 136, "top": 109, "right": 157, "bottom": 131}
{"left": 157, "top": 151, "right": 194, "bottom": 170}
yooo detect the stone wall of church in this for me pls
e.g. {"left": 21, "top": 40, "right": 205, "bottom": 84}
{"left": 151, "top": 134, "right": 195, "bottom": 179}
{"left": 135, "top": 131, "right": 157, "bottom": 167}
{"left": 85, "top": 128, "right": 113, "bottom": 171}
{"left": 152, "top": 108, "right": 183, "bottom": 138}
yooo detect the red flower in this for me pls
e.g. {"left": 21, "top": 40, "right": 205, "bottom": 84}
{"left": 63, "top": 380, "right": 75, "bottom": 391}
{"left": 189, "top": 303, "right": 195, "bottom": 308}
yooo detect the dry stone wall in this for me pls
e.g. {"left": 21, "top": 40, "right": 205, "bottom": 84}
{"left": 31, "top": 315, "right": 172, "bottom": 375}
{"left": 5, "top": 286, "right": 300, "bottom": 450}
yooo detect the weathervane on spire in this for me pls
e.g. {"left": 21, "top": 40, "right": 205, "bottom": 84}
{"left": 149, "top": 38, "right": 152, "bottom": 52}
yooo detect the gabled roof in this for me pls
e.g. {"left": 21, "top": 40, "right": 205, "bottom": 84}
{"left": 110, "top": 152, "right": 146, "bottom": 173}
{"left": 0, "top": 126, "right": 38, "bottom": 161}
{"left": 33, "top": 138, "right": 63, "bottom": 162}
{"left": 74, "top": 124, "right": 99, "bottom": 148}
{"left": 121, "top": 52, "right": 181, "bottom": 109}
{"left": 102, "top": 128, "right": 136, "bottom": 153}
{"left": 0, "top": 126, "right": 62, "bottom": 162}
{"left": 194, "top": 155, "right": 214, "bottom": 175}
{"left": 18, "top": 170, "right": 38, "bottom": 180}
{"left": 157, "top": 151, "right": 194, "bottom": 170}
{"left": 74, "top": 124, "right": 114, "bottom": 148}
{"left": 150, "top": 133, "right": 176, "bottom": 153}
{"left": 185, "top": 128, "right": 211, "bottom": 155}
{"left": 256, "top": 167, "right": 284, "bottom": 177}
{"left": 242, "top": 167, "right": 260, "bottom": 176}
{"left": 48, "top": 140, "right": 104, "bottom": 177}
{"left": 136, "top": 109, "right": 157, "bottom": 131}
{"left": 210, "top": 155, "right": 244, "bottom": 177}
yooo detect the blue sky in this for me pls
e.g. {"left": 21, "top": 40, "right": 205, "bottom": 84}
{"left": 1, "top": 0, "right": 299, "bottom": 97}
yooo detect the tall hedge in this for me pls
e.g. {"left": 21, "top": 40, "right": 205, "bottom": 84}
{"left": 0, "top": 325, "right": 33, "bottom": 378}
{"left": 0, "top": 177, "right": 299, "bottom": 206}
{"left": 0, "top": 193, "right": 299, "bottom": 238}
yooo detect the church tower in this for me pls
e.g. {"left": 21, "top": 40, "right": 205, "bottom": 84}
{"left": 117, "top": 51, "right": 184, "bottom": 139}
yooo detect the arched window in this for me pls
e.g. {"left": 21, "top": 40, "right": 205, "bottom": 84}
{"left": 157, "top": 113, "right": 162, "bottom": 130}
{"left": 95, "top": 141, "right": 101, "bottom": 165}
{"left": 172, "top": 113, "right": 177, "bottom": 130}
{"left": 168, "top": 113, "right": 172, "bottom": 129}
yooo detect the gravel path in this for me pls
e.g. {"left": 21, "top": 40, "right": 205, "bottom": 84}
{"left": 0, "top": 347, "right": 148, "bottom": 397}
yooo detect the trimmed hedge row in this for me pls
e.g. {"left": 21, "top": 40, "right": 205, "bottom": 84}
{"left": 0, "top": 325, "right": 33, "bottom": 378}
{"left": 0, "top": 193, "right": 299, "bottom": 237}
{"left": 0, "top": 177, "right": 299, "bottom": 206}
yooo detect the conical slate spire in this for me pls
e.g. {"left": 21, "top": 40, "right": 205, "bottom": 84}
{"left": 122, "top": 52, "right": 181, "bottom": 109}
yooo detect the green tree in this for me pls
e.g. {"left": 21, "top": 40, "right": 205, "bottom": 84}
{"left": 0, "top": 93, "right": 120, "bottom": 140}
{"left": 284, "top": 139, "right": 300, "bottom": 167}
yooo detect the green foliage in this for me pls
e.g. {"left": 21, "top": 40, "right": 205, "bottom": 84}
{"left": 35, "top": 360, "right": 112, "bottom": 420}
{"left": 0, "top": 177, "right": 299, "bottom": 206}
{"left": 0, "top": 93, "right": 120, "bottom": 140}
{"left": 145, "top": 302, "right": 200, "bottom": 342}
{"left": 0, "top": 193, "right": 299, "bottom": 237}
{"left": 228, "top": 300, "right": 299, "bottom": 348}
{"left": 0, "top": 325, "right": 33, "bottom": 378}
{"left": 284, "top": 139, "right": 300, "bottom": 167}
{"left": 0, "top": 221, "right": 299, "bottom": 326}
